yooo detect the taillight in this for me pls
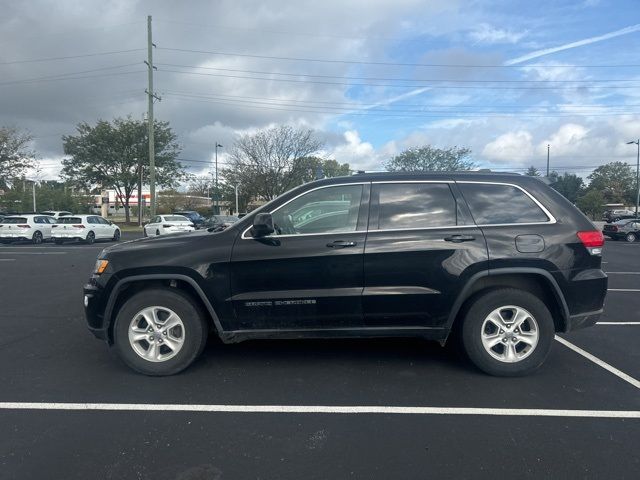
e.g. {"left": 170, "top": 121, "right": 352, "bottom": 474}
{"left": 577, "top": 231, "right": 604, "bottom": 255}
{"left": 73, "top": 224, "right": 85, "bottom": 228}
{"left": 17, "top": 224, "right": 30, "bottom": 228}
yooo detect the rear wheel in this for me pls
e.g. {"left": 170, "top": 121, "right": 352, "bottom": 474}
{"left": 85, "top": 231, "right": 95, "bottom": 244}
{"left": 625, "top": 232, "right": 637, "bottom": 243}
{"left": 461, "top": 288, "right": 554, "bottom": 376}
{"left": 32, "top": 231, "right": 43, "bottom": 244}
{"left": 113, "top": 288, "right": 208, "bottom": 375}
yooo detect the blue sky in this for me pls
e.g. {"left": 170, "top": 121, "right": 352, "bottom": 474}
{"left": 1, "top": 0, "right": 639, "bottom": 179}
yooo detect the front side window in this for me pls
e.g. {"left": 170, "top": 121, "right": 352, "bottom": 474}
{"left": 271, "top": 184, "right": 363, "bottom": 235}
{"left": 458, "top": 183, "right": 550, "bottom": 225}
{"left": 373, "top": 183, "right": 458, "bottom": 230}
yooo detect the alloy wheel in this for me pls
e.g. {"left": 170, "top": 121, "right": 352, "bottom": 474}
{"left": 128, "top": 306, "right": 185, "bottom": 362}
{"left": 480, "top": 305, "right": 539, "bottom": 363}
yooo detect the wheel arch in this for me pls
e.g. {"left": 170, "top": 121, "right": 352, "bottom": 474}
{"left": 104, "top": 274, "right": 224, "bottom": 343}
{"left": 448, "top": 268, "right": 570, "bottom": 334}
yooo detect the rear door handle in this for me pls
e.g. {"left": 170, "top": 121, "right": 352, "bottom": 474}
{"left": 444, "top": 234, "right": 476, "bottom": 243}
{"left": 326, "top": 240, "right": 357, "bottom": 248}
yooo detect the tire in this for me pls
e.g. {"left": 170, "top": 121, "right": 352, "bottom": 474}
{"left": 32, "top": 231, "right": 43, "bottom": 244}
{"left": 143, "top": 228, "right": 148, "bottom": 237}
{"left": 113, "top": 229, "right": 121, "bottom": 242}
{"left": 54, "top": 239, "right": 64, "bottom": 245}
{"left": 85, "top": 231, "right": 95, "bottom": 244}
{"left": 625, "top": 232, "right": 637, "bottom": 243}
{"left": 156, "top": 229, "right": 160, "bottom": 236}
{"left": 460, "top": 288, "right": 554, "bottom": 377}
{"left": 113, "top": 288, "right": 208, "bottom": 376}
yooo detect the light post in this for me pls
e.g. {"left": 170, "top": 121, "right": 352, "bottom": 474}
{"left": 234, "top": 184, "right": 240, "bottom": 215}
{"left": 214, "top": 142, "right": 223, "bottom": 214}
{"left": 627, "top": 139, "right": 640, "bottom": 217}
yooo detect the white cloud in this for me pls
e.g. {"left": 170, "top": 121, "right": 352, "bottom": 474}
{"left": 469, "top": 23, "right": 527, "bottom": 45}
{"left": 482, "top": 130, "right": 534, "bottom": 162}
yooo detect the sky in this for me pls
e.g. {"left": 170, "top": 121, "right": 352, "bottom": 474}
{"left": 1, "top": 0, "right": 639, "bottom": 181}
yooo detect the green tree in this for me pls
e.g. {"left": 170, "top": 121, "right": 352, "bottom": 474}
{"left": 385, "top": 146, "right": 475, "bottom": 172}
{"left": 551, "top": 172, "right": 584, "bottom": 203}
{"left": 576, "top": 189, "right": 605, "bottom": 220}
{"left": 525, "top": 166, "right": 541, "bottom": 176}
{"left": 222, "top": 125, "right": 324, "bottom": 203}
{"left": 290, "top": 157, "right": 351, "bottom": 184}
{"left": 61, "top": 117, "right": 184, "bottom": 222}
{"left": 587, "top": 161, "right": 635, "bottom": 204}
{"left": 0, "top": 126, "right": 36, "bottom": 187}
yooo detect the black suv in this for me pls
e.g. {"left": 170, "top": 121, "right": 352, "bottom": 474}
{"left": 84, "top": 173, "right": 607, "bottom": 376}
{"left": 173, "top": 211, "right": 205, "bottom": 229}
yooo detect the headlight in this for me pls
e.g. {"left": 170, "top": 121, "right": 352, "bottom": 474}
{"left": 94, "top": 259, "right": 109, "bottom": 275}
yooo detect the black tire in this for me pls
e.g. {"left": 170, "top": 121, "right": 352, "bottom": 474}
{"left": 54, "top": 239, "right": 64, "bottom": 245}
{"left": 32, "top": 231, "right": 43, "bottom": 244}
{"left": 461, "top": 288, "right": 554, "bottom": 377}
{"left": 143, "top": 228, "right": 148, "bottom": 237}
{"left": 625, "top": 232, "right": 637, "bottom": 243}
{"left": 113, "top": 229, "right": 121, "bottom": 242}
{"left": 112, "top": 288, "right": 208, "bottom": 376}
{"left": 85, "top": 231, "right": 95, "bottom": 244}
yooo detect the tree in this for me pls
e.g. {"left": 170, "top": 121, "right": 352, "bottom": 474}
{"left": 0, "top": 126, "right": 36, "bottom": 186}
{"left": 62, "top": 117, "right": 184, "bottom": 222}
{"left": 187, "top": 175, "right": 213, "bottom": 198}
{"left": 289, "top": 156, "right": 351, "bottom": 184}
{"left": 550, "top": 172, "right": 584, "bottom": 203}
{"left": 525, "top": 166, "right": 541, "bottom": 177}
{"left": 222, "top": 125, "right": 323, "bottom": 202}
{"left": 587, "top": 161, "right": 635, "bottom": 204}
{"left": 385, "top": 146, "right": 475, "bottom": 172}
{"left": 576, "top": 189, "right": 605, "bottom": 220}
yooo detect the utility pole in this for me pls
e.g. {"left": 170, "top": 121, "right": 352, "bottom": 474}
{"left": 145, "top": 15, "right": 161, "bottom": 218}
{"left": 214, "top": 142, "right": 223, "bottom": 214}
{"left": 627, "top": 139, "right": 640, "bottom": 217}
{"left": 32, "top": 181, "right": 36, "bottom": 212}
{"left": 546, "top": 144, "right": 550, "bottom": 177}
{"left": 234, "top": 184, "right": 240, "bottom": 215}
{"left": 137, "top": 158, "right": 143, "bottom": 226}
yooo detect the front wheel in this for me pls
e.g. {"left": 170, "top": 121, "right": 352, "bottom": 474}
{"left": 85, "top": 231, "right": 95, "bottom": 244}
{"left": 32, "top": 231, "right": 43, "bottom": 244}
{"left": 461, "top": 288, "right": 554, "bottom": 377}
{"left": 625, "top": 232, "right": 637, "bottom": 243}
{"left": 113, "top": 229, "right": 121, "bottom": 242}
{"left": 112, "top": 288, "right": 208, "bottom": 375}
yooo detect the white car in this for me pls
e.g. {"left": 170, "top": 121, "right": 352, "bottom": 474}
{"left": 0, "top": 214, "right": 57, "bottom": 244}
{"left": 144, "top": 215, "right": 195, "bottom": 236}
{"left": 41, "top": 210, "right": 73, "bottom": 219}
{"left": 52, "top": 215, "right": 121, "bottom": 244}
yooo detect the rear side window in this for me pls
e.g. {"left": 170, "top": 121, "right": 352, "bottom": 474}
{"left": 458, "top": 183, "right": 549, "bottom": 225}
{"left": 373, "top": 183, "right": 458, "bottom": 230}
{"left": 2, "top": 217, "right": 28, "bottom": 224}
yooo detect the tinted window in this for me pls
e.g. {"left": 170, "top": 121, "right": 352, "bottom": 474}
{"left": 272, "top": 184, "right": 363, "bottom": 235}
{"left": 97, "top": 217, "right": 109, "bottom": 224}
{"left": 374, "top": 183, "right": 458, "bottom": 230}
{"left": 2, "top": 217, "right": 28, "bottom": 224}
{"left": 459, "top": 183, "right": 549, "bottom": 225}
{"left": 58, "top": 217, "right": 82, "bottom": 224}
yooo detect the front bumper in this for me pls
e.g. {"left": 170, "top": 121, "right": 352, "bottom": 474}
{"left": 84, "top": 282, "right": 109, "bottom": 341}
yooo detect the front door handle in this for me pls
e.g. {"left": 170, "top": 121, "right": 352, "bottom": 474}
{"left": 327, "top": 240, "right": 357, "bottom": 248}
{"left": 444, "top": 234, "right": 476, "bottom": 243}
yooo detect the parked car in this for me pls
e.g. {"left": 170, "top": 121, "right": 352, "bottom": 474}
{"left": 203, "top": 215, "right": 239, "bottom": 230}
{"left": 603, "top": 209, "right": 637, "bottom": 222}
{"left": 84, "top": 172, "right": 607, "bottom": 377}
{"left": 52, "top": 215, "right": 121, "bottom": 244}
{"left": 603, "top": 219, "right": 640, "bottom": 242}
{"left": 0, "top": 214, "right": 56, "bottom": 244}
{"left": 173, "top": 211, "right": 205, "bottom": 229}
{"left": 40, "top": 210, "right": 73, "bottom": 219}
{"left": 144, "top": 215, "right": 195, "bottom": 236}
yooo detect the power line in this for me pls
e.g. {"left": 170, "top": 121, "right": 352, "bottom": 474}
{"left": 0, "top": 48, "right": 145, "bottom": 65}
{"left": 158, "top": 68, "right": 640, "bottom": 90}
{"left": 157, "top": 46, "right": 640, "bottom": 69}
{"left": 0, "top": 63, "right": 142, "bottom": 86}
{"left": 155, "top": 63, "right": 640, "bottom": 84}
{"left": 0, "top": 69, "right": 146, "bottom": 87}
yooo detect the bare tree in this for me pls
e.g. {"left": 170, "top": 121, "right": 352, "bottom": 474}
{"left": 223, "top": 125, "right": 323, "bottom": 202}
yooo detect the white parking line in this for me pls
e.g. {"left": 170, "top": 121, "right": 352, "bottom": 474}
{"left": 0, "top": 252, "right": 67, "bottom": 255}
{"left": 0, "top": 258, "right": 16, "bottom": 261}
{"left": 0, "top": 402, "right": 638, "bottom": 418}
{"left": 554, "top": 336, "right": 640, "bottom": 389}
{"left": 607, "top": 289, "right": 640, "bottom": 292}
{"left": 597, "top": 322, "right": 640, "bottom": 325}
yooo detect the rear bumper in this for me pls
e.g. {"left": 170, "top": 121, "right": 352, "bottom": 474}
{"left": 565, "top": 309, "right": 602, "bottom": 332}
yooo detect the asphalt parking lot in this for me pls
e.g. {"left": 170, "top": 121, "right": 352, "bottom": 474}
{"left": 0, "top": 233, "right": 639, "bottom": 479}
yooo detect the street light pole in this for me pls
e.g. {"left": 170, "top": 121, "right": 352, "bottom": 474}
{"left": 546, "top": 144, "right": 550, "bottom": 177}
{"left": 214, "top": 142, "right": 223, "bottom": 214}
{"left": 627, "top": 139, "right": 640, "bottom": 217}
{"left": 234, "top": 184, "right": 240, "bottom": 215}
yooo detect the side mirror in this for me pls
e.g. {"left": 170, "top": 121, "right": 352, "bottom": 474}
{"left": 251, "top": 213, "right": 275, "bottom": 237}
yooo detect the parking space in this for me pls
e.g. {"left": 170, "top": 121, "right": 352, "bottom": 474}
{"left": 0, "top": 235, "right": 639, "bottom": 478}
